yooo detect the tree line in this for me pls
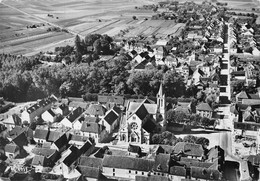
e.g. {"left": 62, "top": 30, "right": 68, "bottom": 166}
{"left": 0, "top": 53, "right": 187, "bottom": 102}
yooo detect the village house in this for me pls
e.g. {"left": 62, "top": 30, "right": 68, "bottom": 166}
{"left": 196, "top": 103, "right": 213, "bottom": 119}
{"left": 101, "top": 106, "right": 121, "bottom": 133}
{"left": 42, "top": 109, "right": 56, "bottom": 123}
{"left": 2, "top": 114, "right": 21, "bottom": 131}
{"left": 32, "top": 147, "right": 60, "bottom": 164}
{"left": 60, "top": 107, "right": 85, "bottom": 129}
{"left": 102, "top": 155, "right": 155, "bottom": 180}
{"left": 21, "top": 95, "right": 57, "bottom": 122}
{"left": 80, "top": 121, "right": 106, "bottom": 143}
{"left": 172, "top": 142, "right": 205, "bottom": 159}
{"left": 4, "top": 143, "right": 20, "bottom": 159}
{"left": 34, "top": 129, "right": 49, "bottom": 145}
{"left": 51, "top": 133, "right": 68, "bottom": 152}
{"left": 53, "top": 103, "right": 69, "bottom": 116}
{"left": 85, "top": 103, "right": 106, "bottom": 118}
{"left": 32, "top": 155, "right": 51, "bottom": 173}
{"left": 68, "top": 134, "right": 89, "bottom": 148}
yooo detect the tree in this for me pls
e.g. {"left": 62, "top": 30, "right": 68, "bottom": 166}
{"left": 200, "top": 117, "right": 211, "bottom": 129}
{"left": 75, "top": 35, "right": 84, "bottom": 55}
{"left": 183, "top": 135, "right": 197, "bottom": 143}
{"left": 196, "top": 137, "right": 209, "bottom": 149}
{"left": 93, "top": 39, "right": 102, "bottom": 54}
{"left": 132, "top": 16, "right": 137, "bottom": 20}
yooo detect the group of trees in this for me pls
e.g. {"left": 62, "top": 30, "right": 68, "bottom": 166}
{"left": 0, "top": 53, "right": 187, "bottom": 102}
{"left": 165, "top": 109, "right": 216, "bottom": 129}
{"left": 151, "top": 131, "right": 210, "bottom": 149}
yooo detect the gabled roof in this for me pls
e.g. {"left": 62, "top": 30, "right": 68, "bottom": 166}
{"left": 196, "top": 103, "right": 213, "bottom": 112}
{"left": 34, "top": 129, "right": 49, "bottom": 140}
{"left": 47, "top": 131, "right": 63, "bottom": 142}
{"left": 236, "top": 91, "right": 249, "bottom": 99}
{"left": 69, "top": 134, "right": 88, "bottom": 142}
{"left": 2, "top": 114, "right": 21, "bottom": 126}
{"left": 102, "top": 155, "right": 154, "bottom": 172}
{"left": 32, "top": 155, "right": 47, "bottom": 166}
{"left": 242, "top": 99, "right": 260, "bottom": 105}
{"left": 5, "top": 143, "right": 19, "bottom": 153}
{"left": 76, "top": 166, "right": 107, "bottom": 179}
{"left": 142, "top": 116, "right": 157, "bottom": 133}
{"left": 98, "top": 95, "right": 125, "bottom": 105}
{"left": 78, "top": 156, "right": 102, "bottom": 168}
{"left": 104, "top": 109, "right": 119, "bottom": 125}
{"left": 153, "top": 154, "right": 170, "bottom": 173}
{"left": 12, "top": 132, "right": 28, "bottom": 147}
{"left": 128, "top": 144, "right": 141, "bottom": 154}
{"left": 190, "top": 167, "right": 221, "bottom": 180}
{"left": 84, "top": 116, "right": 98, "bottom": 123}
{"left": 27, "top": 96, "right": 57, "bottom": 114}
{"left": 53, "top": 133, "right": 67, "bottom": 149}
{"left": 32, "top": 148, "right": 57, "bottom": 158}
{"left": 173, "top": 142, "right": 204, "bottom": 157}
{"left": 66, "top": 107, "right": 85, "bottom": 123}
{"left": 63, "top": 148, "right": 80, "bottom": 167}
{"left": 80, "top": 139, "right": 93, "bottom": 155}
{"left": 86, "top": 104, "right": 106, "bottom": 116}
{"left": 169, "top": 166, "right": 186, "bottom": 176}
{"left": 247, "top": 154, "right": 260, "bottom": 166}
{"left": 80, "top": 122, "right": 105, "bottom": 134}
{"left": 46, "top": 109, "right": 56, "bottom": 117}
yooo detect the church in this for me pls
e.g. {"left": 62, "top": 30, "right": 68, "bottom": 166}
{"left": 119, "top": 84, "right": 166, "bottom": 144}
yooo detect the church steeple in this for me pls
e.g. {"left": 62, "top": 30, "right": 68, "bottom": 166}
{"left": 157, "top": 83, "right": 165, "bottom": 127}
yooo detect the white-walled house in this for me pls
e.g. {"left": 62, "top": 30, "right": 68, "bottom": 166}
{"left": 42, "top": 109, "right": 56, "bottom": 123}
{"left": 5, "top": 143, "right": 20, "bottom": 159}
{"left": 21, "top": 95, "right": 57, "bottom": 122}
{"left": 80, "top": 122, "right": 106, "bottom": 143}
{"left": 60, "top": 107, "right": 85, "bottom": 129}
{"left": 54, "top": 104, "right": 69, "bottom": 116}
{"left": 196, "top": 103, "right": 213, "bottom": 119}
{"left": 101, "top": 106, "right": 121, "bottom": 133}
{"left": 51, "top": 133, "right": 68, "bottom": 152}
{"left": 34, "top": 129, "right": 49, "bottom": 145}
{"left": 102, "top": 155, "right": 154, "bottom": 180}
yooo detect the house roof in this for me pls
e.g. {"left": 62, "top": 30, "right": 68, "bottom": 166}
{"left": 84, "top": 116, "right": 98, "bottom": 123}
{"left": 102, "top": 155, "right": 155, "bottom": 172}
{"left": 53, "top": 133, "right": 68, "bottom": 149}
{"left": 66, "top": 107, "right": 85, "bottom": 123}
{"left": 190, "top": 167, "right": 221, "bottom": 180}
{"left": 242, "top": 99, "right": 260, "bottom": 105}
{"left": 236, "top": 91, "right": 249, "bottom": 99}
{"left": 142, "top": 116, "right": 157, "bottom": 133}
{"left": 34, "top": 129, "right": 49, "bottom": 140}
{"left": 104, "top": 110, "right": 119, "bottom": 125}
{"left": 4, "top": 144, "right": 19, "bottom": 153}
{"left": 153, "top": 154, "right": 170, "bottom": 173}
{"left": 27, "top": 96, "right": 57, "bottom": 114}
{"left": 247, "top": 154, "right": 260, "bottom": 166}
{"left": 78, "top": 156, "right": 102, "bottom": 168}
{"left": 136, "top": 175, "right": 170, "bottom": 181}
{"left": 86, "top": 104, "right": 106, "bottom": 116}
{"left": 80, "top": 122, "right": 105, "bottom": 134}
{"left": 196, "top": 103, "right": 213, "bottom": 112}
{"left": 69, "top": 134, "right": 88, "bottom": 142}
{"left": 80, "top": 140, "right": 93, "bottom": 155}
{"left": 128, "top": 144, "right": 141, "bottom": 154}
{"left": 63, "top": 148, "right": 80, "bottom": 167}
{"left": 169, "top": 166, "right": 186, "bottom": 176}
{"left": 173, "top": 142, "right": 204, "bottom": 157}
{"left": 76, "top": 166, "right": 106, "bottom": 179}
{"left": 12, "top": 132, "right": 28, "bottom": 147}
{"left": 8, "top": 126, "right": 29, "bottom": 139}
{"left": 46, "top": 109, "right": 56, "bottom": 117}
{"left": 2, "top": 114, "right": 21, "bottom": 126}
{"left": 98, "top": 95, "right": 125, "bottom": 105}
{"left": 47, "top": 131, "right": 63, "bottom": 142}
{"left": 32, "top": 155, "right": 47, "bottom": 166}
{"left": 32, "top": 148, "right": 56, "bottom": 158}
{"left": 155, "top": 145, "right": 174, "bottom": 154}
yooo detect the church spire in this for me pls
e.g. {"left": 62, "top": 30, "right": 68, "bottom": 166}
{"left": 157, "top": 82, "right": 164, "bottom": 97}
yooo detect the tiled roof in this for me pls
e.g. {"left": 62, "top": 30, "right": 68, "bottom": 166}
{"left": 4, "top": 144, "right": 19, "bottom": 153}
{"left": 80, "top": 122, "right": 105, "bottom": 134}
{"left": 66, "top": 107, "right": 85, "bottom": 123}
{"left": 247, "top": 154, "right": 260, "bottom": 166}
{"left": 190, "top": 167, "right": 221, "bottom": 180}
{"left": 80, "top": 140, "right": 93, "bottom": 155}
{"left": 169, "top": 166, "right": 186, "bottom": 176}
{"left": 32, "top": 148, "right": 56, "bottom": 158}
{"left": 142, "top": 116, "right": 157, "bottom": 133}
{"left": 242, "top": 99, "right": 260, "bottom": 105}
{"left": 2, "top": 114, "right": 21, "bottom": 126}
{"left": 47, "top": 109, "right": 56, "bottom": 117}
{"left": 98, "top": 95, "right": 125, "bottom": 105}
{"left": 136, "top": 175, "right": 170, "bottom": 181}
{"left": 86, "top": 104, "right": 106, "bottom": 116}
{"left": 236, "top": 91, "right": 249, "bottom": 99}
{"left": 27, "top": 96, "right": 57, "bottom": 114}
{"left": 102, "top": 155, "right": 155, "bottom": 172}
{"left": 78, "top": 156, "right": 102, "bottom": 168}
{"left": 12, "top": 132, "right": 28, "bottom": 147}
{"left": 76, "top": 166, "right": 106, "bottom": 179}
{"left": 196, "top": 103, "right": 213, "bottom": 112}
{"left": 104, "top": 110, "right": 119, "bottom": 125}
{"left": 34, "top": 129, "right": 49, "bottom": 140}
{"left": 69, "top": 134, "right": 88, "bottom": 142}
{"left": 173, "top": 142, "right": 204, "bottom": 157}
{"left": 53, "top": 133, "right": 67, "bottom": 149}
{"left": 47, "top": 131, "right": 63, "bottom": 142}
{"left": 84, "top": 116, "right": 98, "bottom": 123}
{"left": 153, "top": 154, "right": 170, "bottom": 173}
{"left": 32, "top": 155, "right": 47, "bottom": 166}
{"left": 63, "top": 148, "right": 80, "bottom": 167}
{"left": 155, "top": 145, "right": 174, "bottom": 154}
{"left": 128, "top": 144, "right": 141, "bottom": 154}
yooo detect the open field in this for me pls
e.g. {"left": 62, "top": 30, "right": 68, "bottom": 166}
{"left": 0, "top": 0, "right": 155, "bottom": 55}
{"left": 1, "top": 0, "right": 260, "bottom": 55}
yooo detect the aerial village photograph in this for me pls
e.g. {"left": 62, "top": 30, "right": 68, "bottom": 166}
{"left": 1, "top": 0, "right": 260, "bottom": 180}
